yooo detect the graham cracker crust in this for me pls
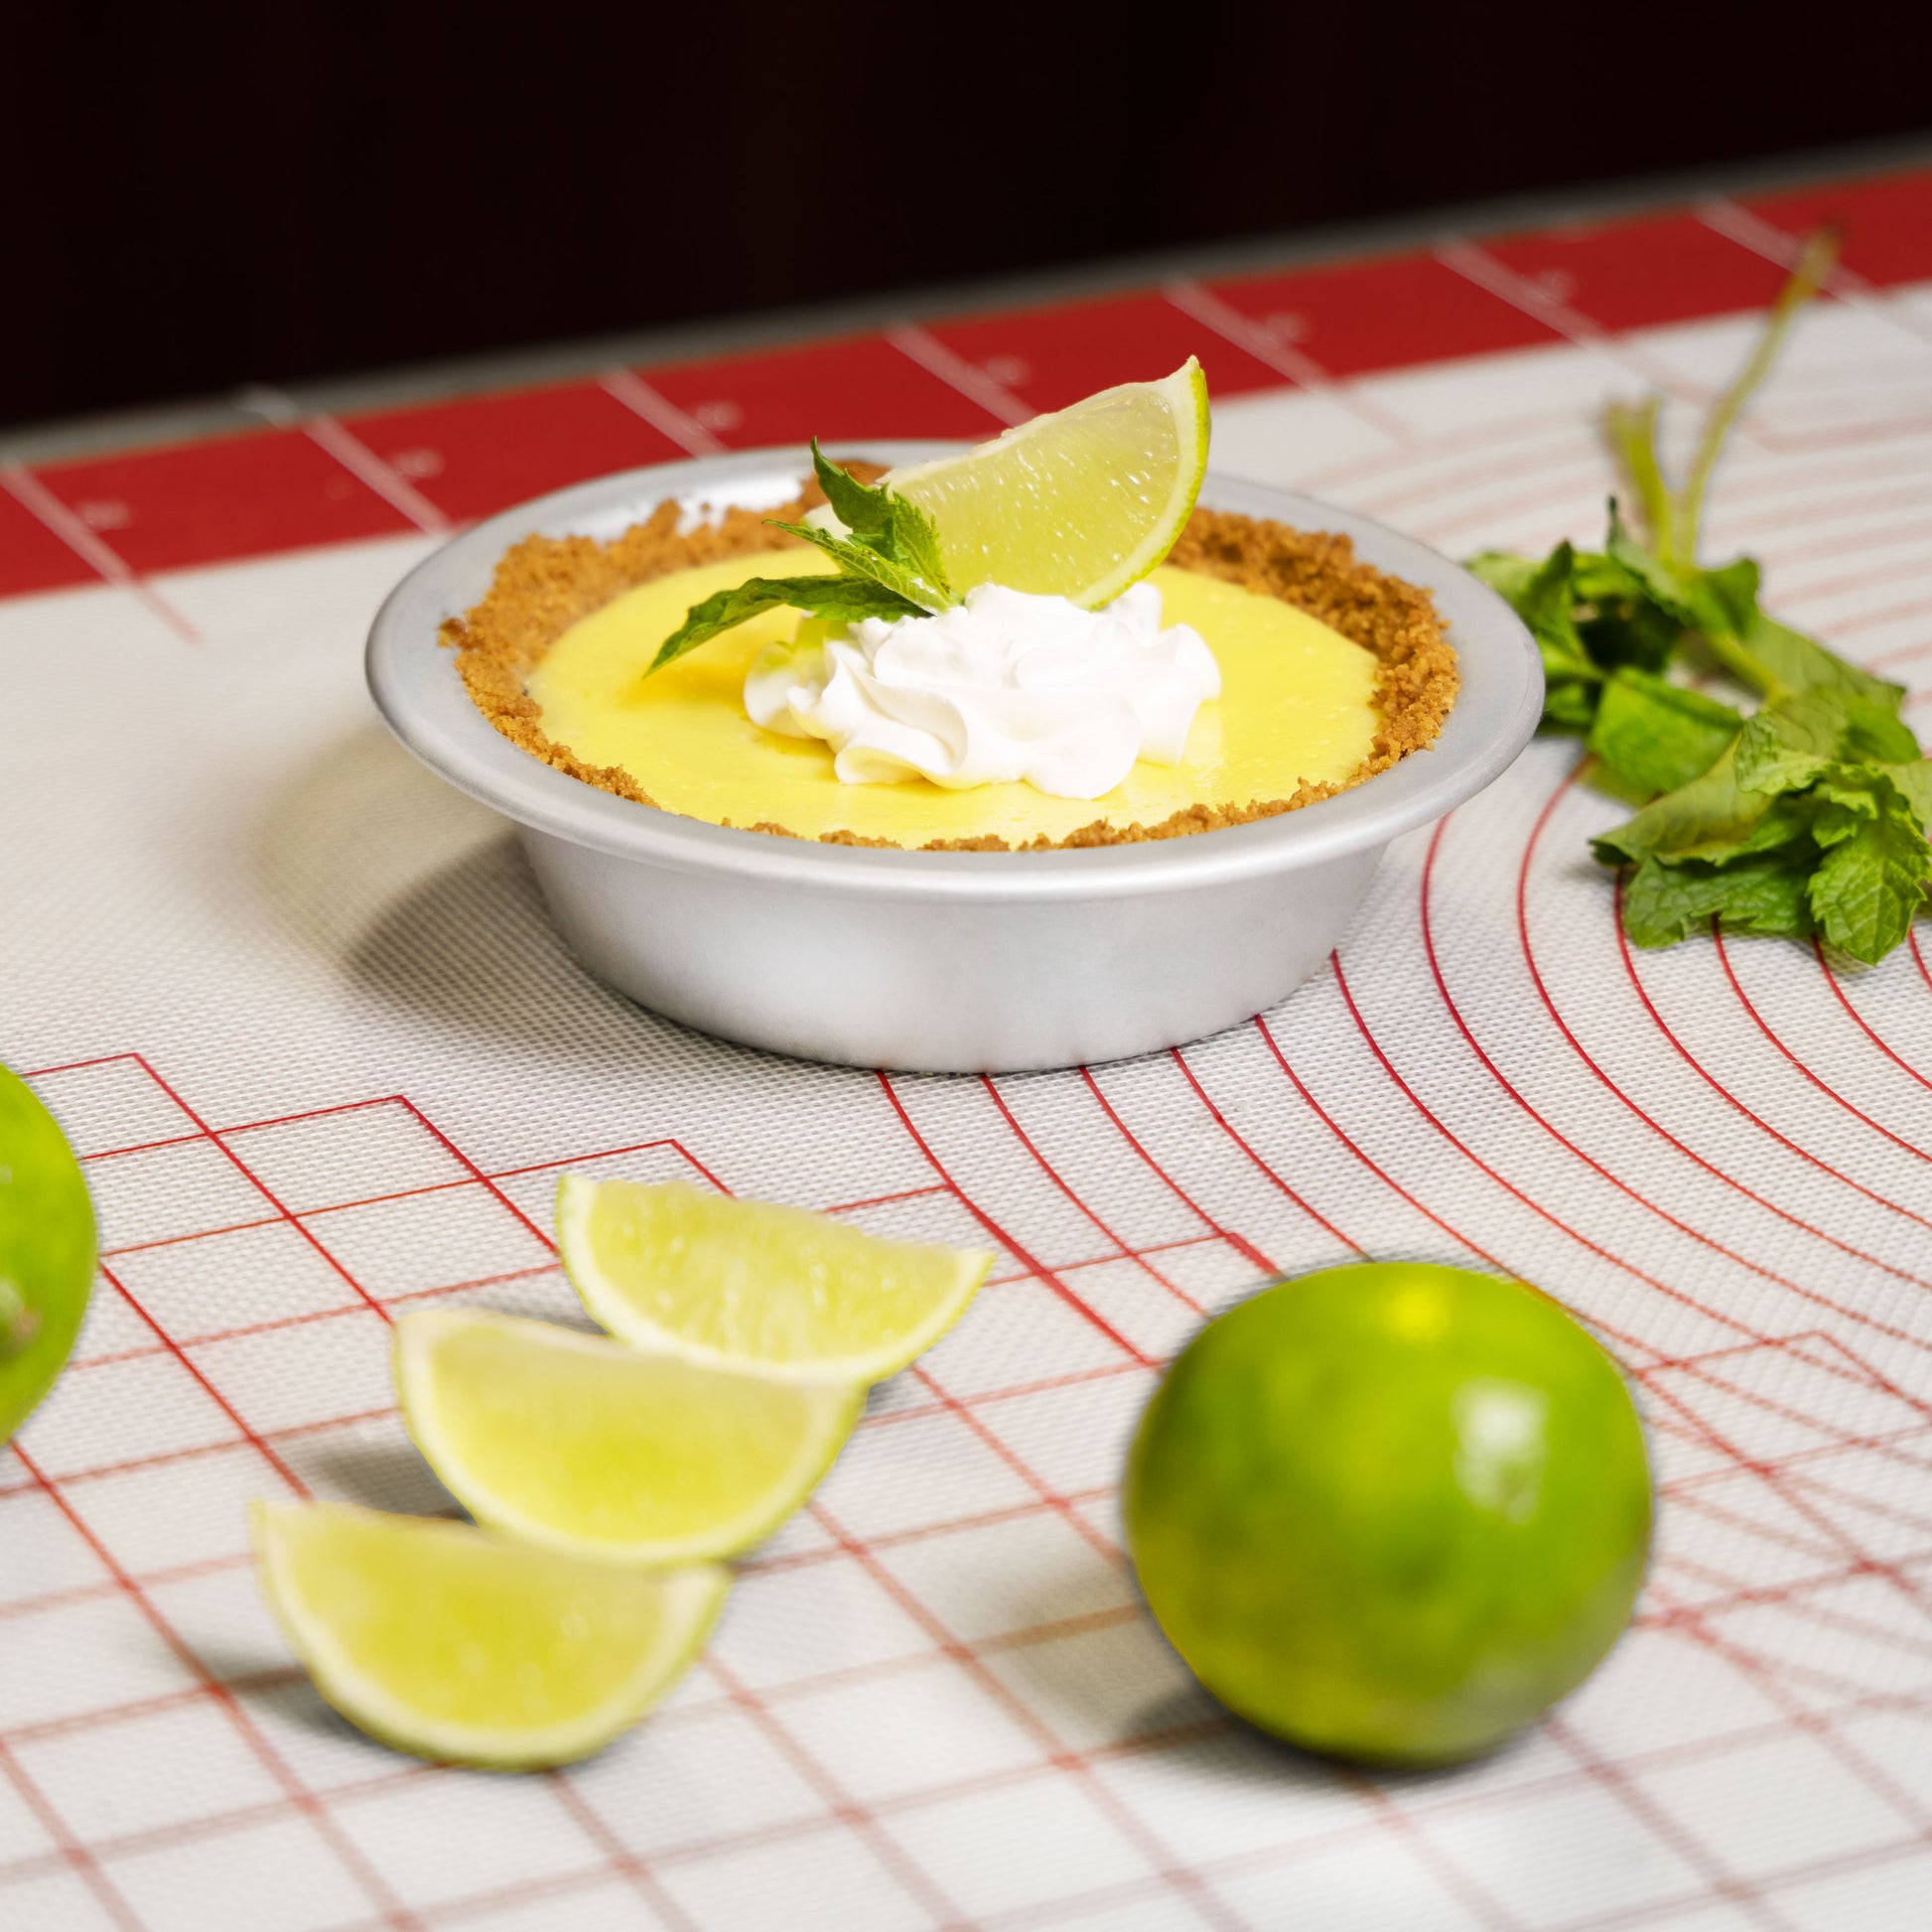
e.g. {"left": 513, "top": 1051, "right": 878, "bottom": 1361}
{"left": 439, "top": 468, "right": 1459, "bottom": 851}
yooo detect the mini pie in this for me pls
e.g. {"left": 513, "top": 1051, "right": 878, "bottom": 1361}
{"left": 442, "top": 468, "right": 1458, "bottom": 852}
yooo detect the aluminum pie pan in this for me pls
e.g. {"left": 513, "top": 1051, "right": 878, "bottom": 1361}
{"left": 366, "top": 444, "right": 1542, "bottom": 1070}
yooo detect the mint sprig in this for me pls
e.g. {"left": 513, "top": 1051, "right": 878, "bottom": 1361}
{"left": 648, "top": 444, "right": 955, "bottom": 675}
{"left": 1469, "top": 226, "right": 1932, "bottom": 966}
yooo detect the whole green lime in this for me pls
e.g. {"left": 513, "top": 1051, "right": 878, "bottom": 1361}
{"left": 1124, "top": 1262, "right": 1652, "bottom": 1767}
{"left": 0, "top": 1066, "right": 96, "bottom": 1441}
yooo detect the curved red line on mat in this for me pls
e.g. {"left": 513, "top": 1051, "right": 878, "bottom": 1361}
{"left": 1713, "top": 926, "right": 1932, "bottom": 1166}
{"left": 1423, "top": 817, "right": 1929, "bottom": 1343}
{"left": 1516, "top": 767, "right": 1932, "bottom": 1301}
{"left": 1614, "top": 883, "right": 1932, "bottom": 1235}
{"left": 873, "top": 1071, "right": 1148, "bottom": 1364}
{"left": 1310, "top": 965, "right": 1737, "bottom": 1355}
{"left": 978, "top": 1076, "right": 1202, "bottom": 1313}
{"left": 1239, "top": 1021, "right": 1519, "bottom": 1280}
{"left": 1811, "top": 939, "right": 1932, "bottom": 1093}
{"left": 1164, "top": 1045, "right": 1365, "bottom": 1257}
{"left": 1913, "top": 928, "right": 1932, "bottom": 1001}
{"left": 1077, "top": 1067, "right": 1281, "bottom": 1278}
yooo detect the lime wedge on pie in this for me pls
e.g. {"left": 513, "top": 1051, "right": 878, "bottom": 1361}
{"left": 395, "top": 1309, "right": 863, "bottom": 1564}
{"left": 556, "top": 1176, "right": 991, "bottom": 1381}
{"left": 885, "top": 357, "right": 1210, "bottom": 607}
{"left": 252, "top": 1500, "right": 727, "bottom": 1768}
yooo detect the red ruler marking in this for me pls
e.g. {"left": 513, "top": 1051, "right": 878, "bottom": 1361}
{"left": 919, "top": 293, "right": 1284, "bottom": 413}
{"left": 1742, "top": 169, "right": 1932, "bottom": 288}
{"left": 643, "top": 334, "right": 1007, "bottom": 447}
{"left": 1201, "top": 251, "right": 1565, "bottom": 375}
{"left": 1478, "top": 210, "right": 1795, "bottom": 333}
{"left": 344, "top": 380, "right": 689, "bottom": 525}
{"left": 29, "top": 431, "right": 414, "bottom": 576}
{"left": 0, "top": 484, "right": 99, "bottom": 598}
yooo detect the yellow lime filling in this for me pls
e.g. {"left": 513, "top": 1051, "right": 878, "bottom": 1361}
{"left": 526, "top": 553, "right": 1380, "bottom": 845}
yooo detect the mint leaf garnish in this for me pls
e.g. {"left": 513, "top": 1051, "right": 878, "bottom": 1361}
{"left": 650, "top": 574, "right": 926, "bottom": 675}
{"left": 1470, "top": 226, "right": 1932, "bottom": 966}
{"left": 645, "top": 445, "right": 955, "bottom": 677}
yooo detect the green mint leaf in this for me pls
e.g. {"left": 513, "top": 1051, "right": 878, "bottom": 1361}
{"left": 1465, "top": 550, "right": 1537, "bottom": 604}
{"left": 809, "top": 441, "right": 896, "bottom": 540}
{"left": 1571, "top": 544, "right": 1682, "bottom": 675}
{"left": 1621, "top": 853, "right": 1815, "bottom": 948}
{"left": 649, "top": 574, "right": 925, "bottom": 674}
{"left": 767, "top": 521, "right": 942, "bottom": 611}
{"left": 1731, "top": 606, "right": 1909, "bottom": 714}
{"left": 1542, "top": 681, "right": 1602, "bottom": 735}
{"left": 1730, "top": 689, "right": 1851, "bottom": 793}
{"left": 1592, "top": 738, "right": 1812, "bottom": 869}
{"left": 1599, "top": 500, "right": 1911, "bottom": 727}
{"left": 1587, "top": 668, "right": 1741, "bottom": 795}
{"left": 1881, "top": 759, "right": 1932, "bottom": 827}
{"left": 1846, "top": 694, "right": 1922, "bottom": 764}
{"left": 802, "top": 445, "right": 954, "bottom": 607}
{"left": 1469, "top": 544, "right": 1604, "bottom": 732}
{"left": 885, "top": 492, "right": 954, "bottom": 606}
{"left": 1805, "top": 768, "right": 1932, "bottom": 963}
{"left": 1603, "top": 502, "right": 1727, "bottom": 634}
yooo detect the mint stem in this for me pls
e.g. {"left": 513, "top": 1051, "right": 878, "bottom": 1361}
{"left": 1605, "top": 396, "right": 1674, "bottom": 562}
{"left": 1674, "top": 224, "right": 1840, "bottom": 564}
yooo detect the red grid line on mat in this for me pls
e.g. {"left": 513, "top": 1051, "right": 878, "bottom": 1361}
{"left": 1078, "top": 1066, "right": 1281, "bottom": 1278}
{"left": 4, "top": 1438, "right": 425, "bottom": 1931}
{"left": 799, "top": 1491, "right": 1249, "bottom": 1932}
{"left": 0, "top": 1728, "right": 145, "bottom": 1930}
{"left": 876, "top": 1072, "right": 1150, "bottom": 1366}
{"left": 12, "top": 165, "right": 1922, "bottom": 601}
{"left": 979, "top": 1076, "right": 1208, "bottom": 1319}
{"left": 7, "top": 1626, "right": 1929, "bottom": 1932}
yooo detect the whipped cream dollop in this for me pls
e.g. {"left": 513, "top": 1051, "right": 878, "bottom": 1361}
{"left": 742, "top": 581, "right": 1221, "bottom": 799}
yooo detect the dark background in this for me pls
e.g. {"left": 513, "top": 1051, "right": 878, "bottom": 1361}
{"left": 7, "top": 1, "right": 1928, "bottom": 433}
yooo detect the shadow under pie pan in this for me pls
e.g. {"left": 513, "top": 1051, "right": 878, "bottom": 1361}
{"left": 366, "top": 444, "right": 1542, "bottom": 1073}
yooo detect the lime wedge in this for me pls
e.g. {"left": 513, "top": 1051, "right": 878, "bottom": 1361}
{"left": 252, "top": 1500, "right": 726, "bottom": 1768}
{"left": 556, "top": 1177, "right": 990, "bottom": 1382}
{"left": 1, "top": 1066, "right": 96, "bottom": 1442}
{"left": 886, "top": 357, "right": 1209, "bottom": 608}
{"left": 395, "top": 1309, "right": 863, "bottom": 1564}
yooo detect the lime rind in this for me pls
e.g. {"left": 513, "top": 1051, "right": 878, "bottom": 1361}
{"left": 886, "top": 357, "right": 1210, "bottom": 611}
{"left": 394, "top": 1309, "right": 864, "bottom": 1566}
{"left": 252, "top": 1500, "right": 728, "bottom": 1769}
{"left": 555, "top": 1175, "right": 991, "bottom": 1383}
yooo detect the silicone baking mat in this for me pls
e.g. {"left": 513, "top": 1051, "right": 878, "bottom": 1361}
{"left": 5, "top": 166, "right": 1932, "bottom": 1931}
